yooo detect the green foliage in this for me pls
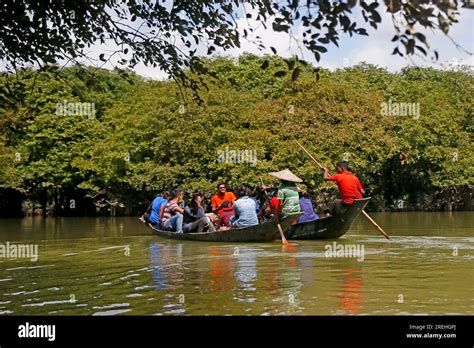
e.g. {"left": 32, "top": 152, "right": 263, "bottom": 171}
{"left": 0, "top": 56, "right": 472, "bottom": 215}
{"left": 1, "top": 1, "right": 472, "bottom": 102}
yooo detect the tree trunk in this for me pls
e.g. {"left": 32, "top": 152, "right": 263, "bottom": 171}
{"left": 53, "top": 190, "right": 60, "bottom": 216}
{"left": 41, "top": 190, "right": 48, "bottom": 217}
{"left": 444, "top": 189, "right": 452, "bottom": 212}
{"left": 462, "top": 189, "right": 472, "bottom": 210}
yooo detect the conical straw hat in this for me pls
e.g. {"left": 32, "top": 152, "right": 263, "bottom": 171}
{"left": 269, "top": 168, "right": 303, "bottom": 183}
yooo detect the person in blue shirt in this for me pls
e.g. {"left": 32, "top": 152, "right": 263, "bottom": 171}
{"left": 232, "top": 185, "right": 259, "bottom": 228}
{"left": 297, "top": 189, "right": 319, "bottom": 223}
{"left": 141, "top": 192, "right": 169, "bottom": 227}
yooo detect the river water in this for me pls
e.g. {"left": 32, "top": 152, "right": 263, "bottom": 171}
{"left": 0, "top": 213, "right": 472, "bottom": 315}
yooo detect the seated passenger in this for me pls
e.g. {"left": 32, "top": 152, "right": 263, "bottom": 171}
{"left": 297, "top": 189, "right": 319, "bottom": 223}
{"left": 211, "top": 182, "right": 237, "bottom": 229}
{"left": 269, "top": 190, "right": 279, "bottom": 217}
{"left": 141, "top": 191, "right": 169, "bottom": 227}
{"left": 247, "top": 185, "right": 260, "bottom": 215}
{"left": 183, "top": 192, "right": 216, "bottom": 233}
{"left": 161, "top": 189, "right": 184, "bottom": 233}
{"left": 255, "top": 185, "right": 269, "bottom": 221}
{"left": 232, "top": 185, "right": 259, "bottom": 228}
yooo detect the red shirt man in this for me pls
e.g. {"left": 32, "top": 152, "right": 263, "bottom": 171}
{"left": 323, "top": 161, "right": 364, "bottom": 205}
{"left": 211, "top": 183, "right": 237, "bottom": 228}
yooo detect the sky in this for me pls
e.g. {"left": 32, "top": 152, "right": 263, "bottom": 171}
{"left": 2, "top": 2, "right": 473, "bottom": 79}
{"left": 125, "top": 3, "right": 474, "bottom": 79}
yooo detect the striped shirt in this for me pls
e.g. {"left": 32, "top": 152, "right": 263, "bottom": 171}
{"left": 161, "top": 201, "right": 179, "bottom": 225}
{"left": 277, "top": 182, "right": 301, "bottom": 217}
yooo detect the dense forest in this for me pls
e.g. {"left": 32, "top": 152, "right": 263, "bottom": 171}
{"left": 0, "top": 54, "right": 472, "bottom": 217}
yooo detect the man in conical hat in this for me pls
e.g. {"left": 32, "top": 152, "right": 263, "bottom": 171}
{"left": 268, "top": 168, "right": 302, "bottom": 222}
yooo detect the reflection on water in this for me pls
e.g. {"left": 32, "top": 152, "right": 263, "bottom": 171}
{"left": 0, "top": 213, "right": 472, "bottom": 315}
{"left": 208, "top": 246, "right": 235, "bottom": 293}
{"left": 150, "top": 244, "right": 166, "bottom": 290}
{"left": 338, "top": 268, "right": 363, "bottom": 315}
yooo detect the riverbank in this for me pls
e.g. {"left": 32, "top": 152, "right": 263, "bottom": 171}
{"left": 1, "top": 189, "right": 472, "bottom": 219}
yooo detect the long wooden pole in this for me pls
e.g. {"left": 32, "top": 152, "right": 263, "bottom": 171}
{"left": 295, "top": 140, "right": 390, "bottom": 240}
{"left": 261, "top": 178, "right": 289, "bottom": 245}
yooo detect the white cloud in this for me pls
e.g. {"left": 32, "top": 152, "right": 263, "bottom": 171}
{"left": 192, "top": 4, "right": 473, "bottom": 74}
{"left": 344, "top": 7, "right": 473, "bottom": 71}
{"left": 1, "top": 3, "right": 471, "bottom": 78}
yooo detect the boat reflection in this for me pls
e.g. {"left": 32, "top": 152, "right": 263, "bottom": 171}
{"left": 234, "top": 247, "right": 257, "bottom": 286}
{"left": 337, "top": 268, "right": 363, "bottom": 315}
{"left": 149, "top": 243, "right": 166, "bottom": 290}
{"left": 208, "top": 246, "right": 236, "bottom": 292}
{"left": 149, "top": 242, "right": 185, "bottom": 291}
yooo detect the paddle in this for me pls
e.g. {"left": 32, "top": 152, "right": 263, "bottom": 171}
{"left": 260, "top": 178, "right": 289, "bottom": 245}
{"left": 295, "top": 140, "right": 390, "bottom": 240}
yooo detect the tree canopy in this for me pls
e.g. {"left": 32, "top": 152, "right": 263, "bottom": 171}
{"left": 0, "top": 55, "right": 472, "bottom": 216}
{"left": 1, "top": 0, "right": 472, "bottom": 100}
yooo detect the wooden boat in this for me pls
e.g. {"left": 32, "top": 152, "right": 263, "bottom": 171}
{"left": 285, "top": 198, "right": 371, "bottom": 240}
{"left": 148, "top": 213, "right": 302, "bottom": 242}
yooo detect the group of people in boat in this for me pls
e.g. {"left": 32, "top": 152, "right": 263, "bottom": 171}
{"left": 140, "top": 161, "right": 364, "bottom": 233}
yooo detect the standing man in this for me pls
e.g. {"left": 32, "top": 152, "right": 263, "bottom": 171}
{"left": 211, "top": 182, "right": 237, "bottom": 229}
{"left": 269, "top": 169, "right": 302, "bottom": 222}
{"left": 322, "top": 161, "right": 364, "bottom": 214}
